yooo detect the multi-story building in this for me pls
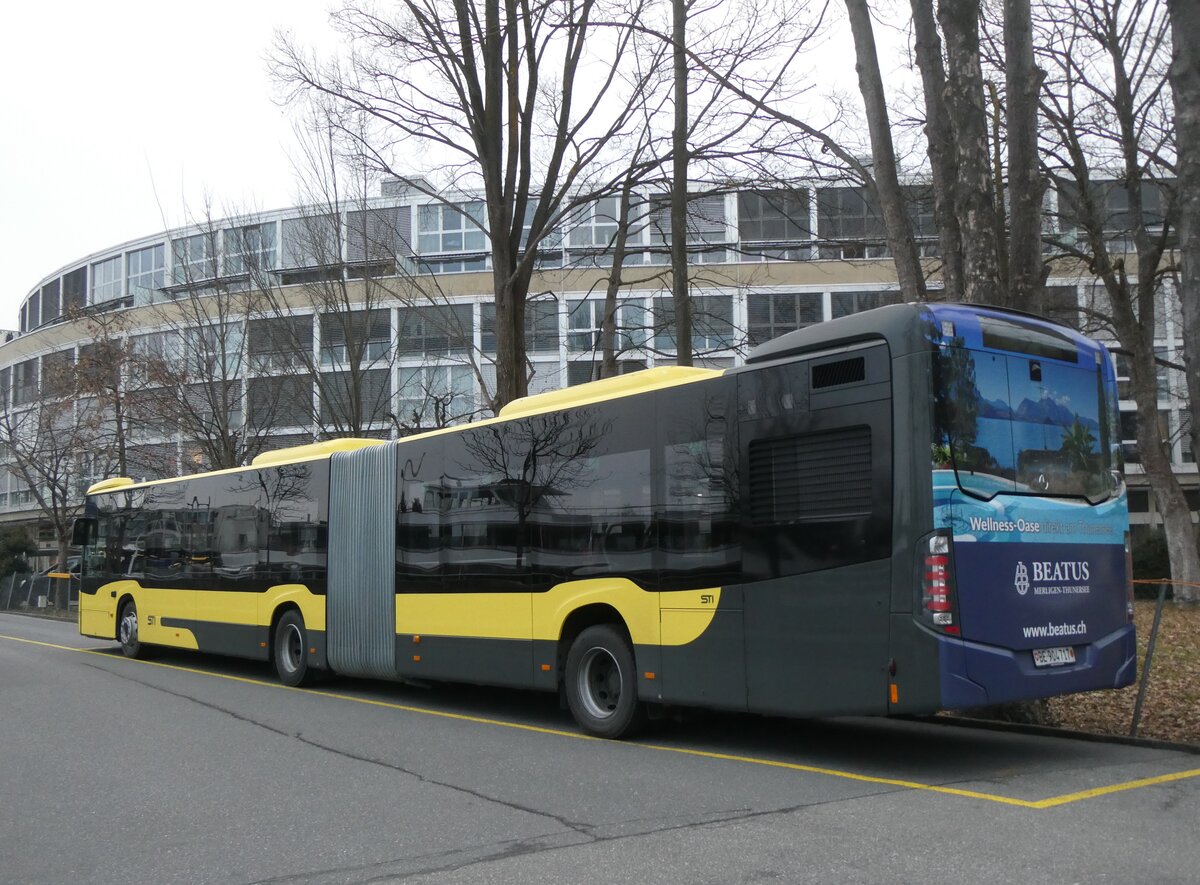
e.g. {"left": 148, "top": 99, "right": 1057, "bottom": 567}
{"left": 2, "top": 179, "right": 1194, "bottom": 561}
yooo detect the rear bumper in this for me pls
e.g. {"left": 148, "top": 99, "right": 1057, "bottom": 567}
{"left": 937, "top": 623, "right": 1136, "bottom": 709}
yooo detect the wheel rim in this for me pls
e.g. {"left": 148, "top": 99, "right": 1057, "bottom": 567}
{"left": 576, "top": 646, "right": 623, "bottom": 720}
{"left": 119, "top": 609, "right": 137, "bottom": 649}
{"left": 280, "top": 623, "right": 303, "bottom": 674}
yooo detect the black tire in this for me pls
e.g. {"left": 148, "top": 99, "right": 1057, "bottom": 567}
{"left": 274, "top": 610, "right": 314, "bottom": 687}
{"left": 117, "top": 600, "right": 146, "bottom": 659}
{"left": 564, "top": 624, "right": 646, "bottom": 739}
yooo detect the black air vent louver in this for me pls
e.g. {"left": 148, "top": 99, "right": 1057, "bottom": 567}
{"left": 749, "top": 426, "right": 872, "bottom": 525}
{"left": 811, "top": 356, "right": 865, "bottom": 389}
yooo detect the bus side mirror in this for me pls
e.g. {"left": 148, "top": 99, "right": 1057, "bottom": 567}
{"left": 71, "top": 517, "right": 96, "bottom": 547}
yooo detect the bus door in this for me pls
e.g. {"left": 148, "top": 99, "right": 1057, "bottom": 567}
{"left": 737, "top": 344, "right": 894, "bottom": 716}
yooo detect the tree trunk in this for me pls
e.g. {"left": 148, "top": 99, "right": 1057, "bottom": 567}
{"left": 911, "top": 0, "right": 964, "bottom": 301}
{"left": 56, "top": 535, "right": 70, "bottom": 610}
{"left": 1168, "top": 0, "right": 1200, "bottom": 491}
{"left": 1004, "top": 0, "right": 1047, "bottom": 314}
{"left": 600, "top": 181, "right": 636, "bottom": 379}
{"left": 844, "top": 0, "right": 927, "bottom": 302}
{"left": 1129, "top": 349, "right": 1200, "bottom": 602}
{"left": 938, "top": 0, "right": 1003, "bottom": 305}
{"left": 671, "top": 0, "right": 692, "bottom": 366}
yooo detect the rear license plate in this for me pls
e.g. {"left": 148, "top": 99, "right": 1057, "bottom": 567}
{"left": 1032, "top": 646, "right": 1076, "bottom": 668}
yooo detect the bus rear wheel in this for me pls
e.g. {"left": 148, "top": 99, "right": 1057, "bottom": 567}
{"left": 564, "top": 625, "right": 645, "bottom": 739}
{"left": 274, "top": 610, "right": 315, "bottom": 687}
{"left": 117, "top": 600, "right": 146, "bottom": 659}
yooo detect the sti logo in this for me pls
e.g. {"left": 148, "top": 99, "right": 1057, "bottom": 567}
{"left": 1014, "top": 562, "right": 1030, "bottom": 596}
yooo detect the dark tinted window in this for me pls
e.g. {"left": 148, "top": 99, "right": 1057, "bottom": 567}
{"left": 85, "top": 462, "right": 328, "bottom": 594}
{"left": 657, "top": 378, "right": 739, "bottom": 590}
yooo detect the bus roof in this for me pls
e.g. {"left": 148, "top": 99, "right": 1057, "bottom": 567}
{"left": 85, "top": 366, "right": 725, "bottom": 497}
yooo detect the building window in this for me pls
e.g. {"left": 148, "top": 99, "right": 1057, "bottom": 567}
{"left": 184, "top": 323, "right": 243, "bottom": 377}
{"left": 127, "top": 244, "right": 165, "bottom": 301}
{"left": 737, "top": 190, "right": 811, "bottom": 242}
{"left": 223, "top": 223, "right": 277, "bottom": 276}
{"left": 319, "top": 368, "right": 392, "bottom": 427}
{"left": 567, "top": 196, "right": 626, "bottom": 248}
{"left": 831, "top": 290, "right": 902, "bottom": 318}
{"left": 746, "top": 292, "right": 823, "bottom": 346}
{"left": 63, "top": 267, "right": 87, "bottom": 313}
{"left": 249, "top": 375, "right": 314, "bottom": 429}
{"left": 320, "top": 310, "right": 391, "bottom": 366}
{"left": 12, "top": 359, "right": 39, "bottom": 407}
{"left": 348, "top": 206, "right": 411, "bottom": 264}
{"left": 654, "top": 295, "right": 735, "bottom": 352}
{"left": 249, "top": 315, "right": 313, "bottom": 373}
{"left": 816, "top": 186, "right": 885, "bottom": 242}
{"left": 567, "top": 300, "right": 648, "bottom": 352}
{"left": 566, "top": 359, "right": 646, "bottom": 386}
{"left": 417, "top": 202, "right": 486, "bottom": 254}
{"left": 40, "top": 279, "right": 61, "bottom": 325}
{"left": 282, "top": 214, "right": 340, "bottom": 269}
{"left": 481, "top": 300, "right": 559, "bottom": 353}
{"left": 396, "top": 365, "right": 475, "bottom": 428}
{"left": 396, "top": 305, "right": 473, "bottom": 356}
{"left": 172, "top": 232, "right": 218, "bottom": 285}
{"left": 91, "top": 255, "right": 123, "bottom": 303}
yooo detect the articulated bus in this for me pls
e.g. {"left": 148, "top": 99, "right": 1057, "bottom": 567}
{"left": 75, "top": 303, "right": 1135, "bottom": 737}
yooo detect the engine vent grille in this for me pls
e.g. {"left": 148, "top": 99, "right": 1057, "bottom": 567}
{"left": 749, "top": 426, "right": 872, "bottom": 525}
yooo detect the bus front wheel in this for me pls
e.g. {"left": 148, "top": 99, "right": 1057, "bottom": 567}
{"left": 117, "top": 600, "right": 145, "bottom": 659}
{"left": 274, "top": 610, "right": 314, "bottom": 687}
{"left": 564, "top": 625, "right": 645, "bottom": 739}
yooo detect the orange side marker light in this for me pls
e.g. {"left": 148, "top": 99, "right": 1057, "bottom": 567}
{"left": 889, "top": 684, "right": 899, "bottom": 704}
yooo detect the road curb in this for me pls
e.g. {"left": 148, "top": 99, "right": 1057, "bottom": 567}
{"left": 921, "top": 713, "right": 1200, "bottom": 755}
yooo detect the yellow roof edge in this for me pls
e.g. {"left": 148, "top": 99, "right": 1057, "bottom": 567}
{"left": 86, "top": 477, "right": 135, "bottom": 495}
{"left": 251, "top": 438, "right": 389, "bottom": 467}
{"left": 498, "top": 366, "right": 721, "bottom": 419}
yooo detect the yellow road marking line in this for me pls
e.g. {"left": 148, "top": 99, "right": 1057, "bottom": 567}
{"left": 5, "top": 632, "right": 1199, "bottom": 809}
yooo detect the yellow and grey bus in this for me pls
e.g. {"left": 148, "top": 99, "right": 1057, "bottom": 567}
{"left": 76, "top": 303, "right": 1135, "bottom": 737}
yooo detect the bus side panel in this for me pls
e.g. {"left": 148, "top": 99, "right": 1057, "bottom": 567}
{"left": 743, "top": 560, "right": 890, "bottom": 716}
{"left": 736, "top": 342, "right": 893, "bottom": 717}
{"left": 659, "top": 587, "right": 746, "bottom": 711}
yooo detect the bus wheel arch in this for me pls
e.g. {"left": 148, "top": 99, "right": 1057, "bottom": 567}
{"left": 270, "top": 604, "right": 314, "bottom": 687}
{"left": 559, "top": 607, "right": 645, "bottom": 738}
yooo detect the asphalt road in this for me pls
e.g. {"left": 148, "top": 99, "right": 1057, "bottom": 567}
{"left": 2, "top": 612, "right": 1198, "bottom": 884}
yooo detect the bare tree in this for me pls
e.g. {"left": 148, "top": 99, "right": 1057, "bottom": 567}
{"left": 1167, "top": 0, "right": 1200, "bottom": 473}
{"left": 1038, "top": 0, "right": 1198, "bottom": 598}
{"left": 275, "top": 0, "right": 670, "bottom": 409}
{"left": 133, "top": 207, "right": 287, "bottom": 471}
{"left": 1005, "top": 0, "right": 1050, "bottom": 311}
{"left": 0, "top": 349, "right": 115, "bottom": 604}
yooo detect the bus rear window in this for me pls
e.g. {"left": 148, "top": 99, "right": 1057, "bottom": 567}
{"left": 979, "top": 315, "right": 1079, "bottom": 363}
{"left": 932, "top": 344, "right": 1114, "bottom": 502}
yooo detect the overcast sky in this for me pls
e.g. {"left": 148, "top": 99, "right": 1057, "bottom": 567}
{"left": 0, "top": 0, "right": 336, "bottom": 329}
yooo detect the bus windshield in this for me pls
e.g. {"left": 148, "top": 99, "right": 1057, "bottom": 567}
{"left": 932, "top": 343, "right": 1115, "bottom": 503}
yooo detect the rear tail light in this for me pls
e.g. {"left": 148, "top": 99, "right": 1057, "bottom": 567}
{"left": 1123, "top": 530, "right": 1134, "bottom": 621}
{"left": 920, "top": 531, "right": 959, "bottom": 634}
